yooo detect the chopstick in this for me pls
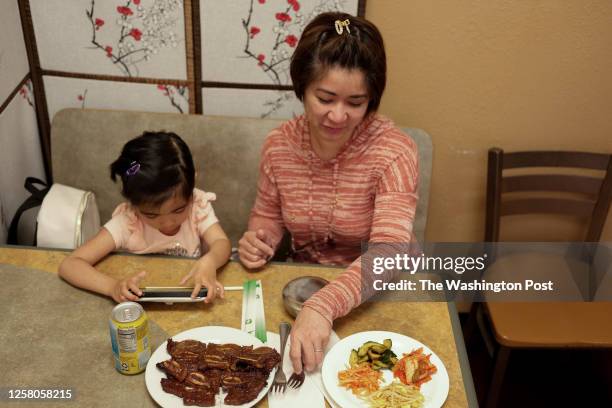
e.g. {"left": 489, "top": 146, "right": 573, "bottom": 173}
{"left": 223, "top": 286, "right": 243, "bottom": 291}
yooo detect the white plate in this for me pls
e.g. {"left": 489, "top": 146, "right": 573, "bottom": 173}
{"left": 321, "top": 331, "right": 449, "bottom": 408}
{"left": 145, "top": 326, "right": 276, "bottom": 408}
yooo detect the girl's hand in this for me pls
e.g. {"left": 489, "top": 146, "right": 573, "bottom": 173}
{"left": 289, "top": 307, "right": 332, "bottom": 373}
{"left": 180, "top": 258, "right": 223, "bottom": 303}
{"left": 238, "top": 229, "right": 275, "bottom": 269}
{"left": 111, "top": 271, "right": 146, "bottom": 303}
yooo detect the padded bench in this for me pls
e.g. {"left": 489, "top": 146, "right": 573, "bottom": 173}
{"left": 51, "top": 108, "right": 432, "bottom": 247}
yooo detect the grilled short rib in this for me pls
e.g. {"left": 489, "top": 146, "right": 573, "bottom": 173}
{"left": 157, "top": 339, "right": 280, "bottom": 406}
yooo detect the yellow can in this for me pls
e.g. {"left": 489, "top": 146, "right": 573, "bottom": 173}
{"left": 109, "top": 302, "right": 151, "bottom": 375}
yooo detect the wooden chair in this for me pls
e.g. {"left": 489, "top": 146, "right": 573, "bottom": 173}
{"left": 471, "top": 148, "right": 612, "bottom": 407}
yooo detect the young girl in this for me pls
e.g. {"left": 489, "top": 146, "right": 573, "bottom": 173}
{"left": 59, "top": 131, "right": 231, "bottom": 303}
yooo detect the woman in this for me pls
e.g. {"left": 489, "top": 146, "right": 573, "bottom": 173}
{"left": 238, "top": 12, "right": 419, "bottom": 373}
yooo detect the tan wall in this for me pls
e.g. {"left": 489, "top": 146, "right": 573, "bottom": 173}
{"left": 367, "top": 0, "right": 612, "bottom": 242}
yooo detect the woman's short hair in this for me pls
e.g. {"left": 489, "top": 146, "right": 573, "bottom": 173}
{"left": 290, "top": 12, "right": 386, "bottom": 114}
{"left": 110, "top": 131, "right": 195, "bottom": 207}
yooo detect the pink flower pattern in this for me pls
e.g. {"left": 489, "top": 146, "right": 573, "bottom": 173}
{"left": 242, "top": 0, "right": 346, "bottom": 117}
{"left": 249, "top": 26, "right": 261, "bottom": 39}
{"left": 157, "top": 84, "right": 188, "bottom": 113}
{"left": 86, "top": 0, "right": 182, "bottom": 77}
{"left": 116, "top": 6, "right": 133, "bottom": 17}
{"left": 285, "top": 34, "right": 298, "bottom": 47}
{"left": 288, "top": 0, "right": 300, "bottom": 12}
{"left": 130, "top": 28, "right": 142, "bottom": 41}
{"left": 18, "top": 80, "right": 34, "bottom": 108}
{"left": 275, "top": 12, "right": 292, "bottom": 23}
{"left": 77, "top": 89, "right": 88, "bottom": 108}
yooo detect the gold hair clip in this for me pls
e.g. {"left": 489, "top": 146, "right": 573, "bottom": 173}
{"left": 334, "top": 19, "right": 351, "bottom": 35}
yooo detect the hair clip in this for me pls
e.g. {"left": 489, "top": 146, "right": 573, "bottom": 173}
{"left": 126, "top": 161, "right": 140, "bottom": 176}
{"left": 335, "top": 19, "right": 351, "bottom": 35}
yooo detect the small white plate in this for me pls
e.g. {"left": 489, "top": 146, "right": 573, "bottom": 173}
{"left": 321, "top": 331, "right": 449, "bottom": 408}
{"left": 145, "top": 326, "right": 276, "bottom": 408}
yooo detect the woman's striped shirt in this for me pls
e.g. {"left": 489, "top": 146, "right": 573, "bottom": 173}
{"left": 249, "top": 113, "right": 419, "bottom": 324}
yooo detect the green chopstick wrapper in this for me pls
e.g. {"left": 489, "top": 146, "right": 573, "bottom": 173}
{"left": 241, "top": 279, "right": 267, "bottom": 343}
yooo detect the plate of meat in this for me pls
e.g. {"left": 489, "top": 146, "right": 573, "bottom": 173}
{"left": 145, "top": 326, "right": 281, "bottom": 407}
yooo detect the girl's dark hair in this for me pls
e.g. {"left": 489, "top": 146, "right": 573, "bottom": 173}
{"left": 290, "top": 12, "right": 386, "bottom": 115}
{"left": 110, "top": 131, "right": 195, "bottom": 207}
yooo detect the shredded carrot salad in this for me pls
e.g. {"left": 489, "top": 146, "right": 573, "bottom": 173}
{"left": 338, "top": 363, "right": 383, "bottom": 396}
{"left": 392, "top": 347, "right": 438, "bottom": 388}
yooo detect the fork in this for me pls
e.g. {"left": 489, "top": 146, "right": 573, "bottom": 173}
{"left": 272, "top": 321, "right": 291, "bottom": 393}
{"left": 287, "top": 370, "right": 305, "bottom": 389}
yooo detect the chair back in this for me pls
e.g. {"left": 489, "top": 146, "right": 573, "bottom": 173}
{"left": 403, "top": 127, "right": 433, "bottom": 244}
{"left": 485, "top": 148, "right": 612, "bottom": 242}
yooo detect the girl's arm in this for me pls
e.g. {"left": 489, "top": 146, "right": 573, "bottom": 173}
{"left": 58, "top": 228, "right": 144, "bottom": 302}
{"left": 180, "top": 223, "right": 231, "bottom": 301}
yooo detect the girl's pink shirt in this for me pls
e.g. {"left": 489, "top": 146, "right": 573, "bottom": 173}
{"left": 103, "top": 188, "right": 218, "bottom": 257}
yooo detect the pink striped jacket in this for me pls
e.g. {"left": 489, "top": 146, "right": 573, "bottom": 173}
{"left": 249, "top": 113, "right": 419, "bottom": 324}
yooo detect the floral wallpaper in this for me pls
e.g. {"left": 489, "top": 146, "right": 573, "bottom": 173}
{"left": 200, "top": 0, "right": 359, "bottom": 118}
{"left": 44, "top": 76, "right": 190, "bottom": 120}
{"left": 201, "top": 0, "right": 358, "bottom": 86}
{"left": 29, "top": 0, "right": 189, "bottom": 116}
{"left": 31, "top": 0, "right": 187, "bottom": 79}
{"left": 27, "top": 0, "right": 362, "bottom": 118}
{"left": 84, "top": 0, "right": 184, "bottom": 77}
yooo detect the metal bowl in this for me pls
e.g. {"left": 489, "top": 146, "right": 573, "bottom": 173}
{"left": 282, "top": 276, "right": 329, "bottom": 318}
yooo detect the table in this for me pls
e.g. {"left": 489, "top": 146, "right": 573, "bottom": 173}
{"left": 0, "top": 246, "right": 477, "bottom": 407}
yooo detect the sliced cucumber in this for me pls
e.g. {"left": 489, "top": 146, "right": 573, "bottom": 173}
{"left": 349, "top": 349, "right": 359, "bottom": 367}
{"left": 357, "top": 341, "right": 381, "bottom": 357}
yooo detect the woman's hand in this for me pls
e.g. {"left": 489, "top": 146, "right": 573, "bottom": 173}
{"left": 111, "top": 271, "right": 146, "bottom": 303}
{"left": 180, "top": 257, "right": 223, "bottom": 303}
{"left": 289, "top": 307, "right": 332, "bottom": 373}
{"left": 238, "top": 229, "right": 275, "bottom": 269}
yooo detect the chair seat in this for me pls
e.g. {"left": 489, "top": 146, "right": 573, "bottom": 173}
{"left": 484, "top": 251, "right": 612, "bottom": 347}
{"left": 482, "top": 251, "right": 588, "bottom": 302}
{"left": 486, "top": 301, "right": 612, "bottom": 347}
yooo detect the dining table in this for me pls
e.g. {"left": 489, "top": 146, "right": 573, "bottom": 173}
{"left": 0, "top": 245, "right": 477, "bottom": 407}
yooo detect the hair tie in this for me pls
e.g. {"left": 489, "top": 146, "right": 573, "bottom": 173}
{"left": 335, "top": 19, "right": 351, "bottom": 35}
{"left": 126, "top": 161, "right": 140, "bottom": 176}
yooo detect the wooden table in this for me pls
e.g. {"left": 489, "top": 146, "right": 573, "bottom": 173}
{"left": 0, "top": 246, "right": 476, "bottom": 407}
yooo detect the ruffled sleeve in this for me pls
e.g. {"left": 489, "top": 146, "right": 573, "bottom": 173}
{"left": 191, "top": 188, "right": 219, "bottom": 237}
{"left": 103, "top": 202, "right": 144, "bottom": 250}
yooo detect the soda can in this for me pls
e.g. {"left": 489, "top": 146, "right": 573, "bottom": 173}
{"left": 109, "top": 301, "right": 151, "bottom": 374}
